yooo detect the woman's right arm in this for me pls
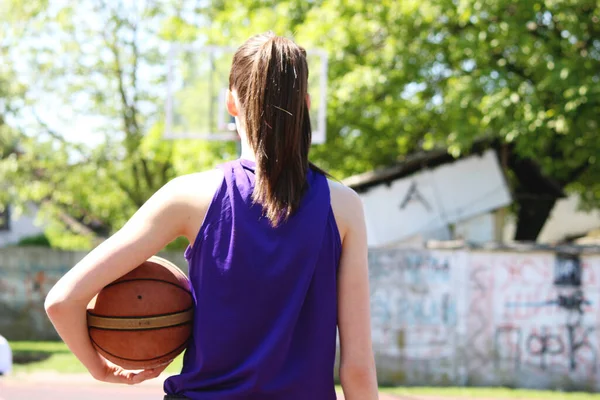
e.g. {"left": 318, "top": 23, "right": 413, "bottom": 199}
{"left": 331, "top": 182, "right": 379, "bottom": 400}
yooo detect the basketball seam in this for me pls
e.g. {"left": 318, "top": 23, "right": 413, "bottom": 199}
{"left": 90, "top": 334, "right": 192, "bottom": 363}
{"left": 103, "top": 278, "right": 193, "bottom": 297}
{"left": 87, "top": 305, "right": 194, "bottom": 320}
{"left": 88, "top": 320, "right": 193, "bottom": 332}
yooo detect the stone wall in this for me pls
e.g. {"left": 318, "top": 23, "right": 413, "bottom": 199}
{"left": 0, "top": 247, "right": 187, "bottom": 340}
{"left": 1, "top": 245, "right": 598, "bottom": 390}
{"left": 368, "top": 245, "right": 599, "bottom": 391}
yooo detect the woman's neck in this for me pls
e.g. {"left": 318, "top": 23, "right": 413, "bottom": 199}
{"left": 236, "top": 124, "right": 256, "bottom": 162}
{"left": 240, "top": 141, "right": 255, "bottom": 162}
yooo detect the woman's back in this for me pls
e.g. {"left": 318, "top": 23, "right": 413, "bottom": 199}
{"left": 164, "top": 159, "right": 341, "bottom": 399}
{"left": 44, "top": 31, "right": 377, "bottom": 400}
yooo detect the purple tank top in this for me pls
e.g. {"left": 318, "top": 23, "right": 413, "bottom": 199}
{"left": 164, "top": 158, "right": 341, "bottom": 399}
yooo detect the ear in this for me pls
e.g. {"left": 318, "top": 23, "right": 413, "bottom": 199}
{"left": 306, "top": 93, "right": 311, "bottom": 110}
{"left": 226, "top": 89, "right": 239, "bottom": 117}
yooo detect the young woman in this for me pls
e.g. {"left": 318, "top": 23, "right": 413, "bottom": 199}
{"left": 45, "top": 32, "right": 378, "bottom": 400}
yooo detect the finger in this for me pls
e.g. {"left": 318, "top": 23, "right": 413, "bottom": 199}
{"left": 121, "top": 371, "right": 136, "bottom": 385}
{"left": 130, "top": 369, "right": 156, "bottom": 384}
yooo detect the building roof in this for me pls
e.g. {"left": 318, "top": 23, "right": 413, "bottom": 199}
{"left": 343, "top": 143, "right": 490, "bottom": 193}
{"left": 342, "top": 140, "right": 565, "bottom": 199}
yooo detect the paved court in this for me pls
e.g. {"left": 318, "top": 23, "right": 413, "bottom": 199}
{"left": 0, "top": 380, "right": 527, "bottom": 400}
{"left": 0, "top": 375, "right": 409, "bottom": 400}
{"left": 0, "top": 381, "right": 522, "bottom": 400}
{"left": 0, "top": 373, "right": 532, "bottom": 400}
{"left": 1, "top": 381, "right": 161, "bottom": 400}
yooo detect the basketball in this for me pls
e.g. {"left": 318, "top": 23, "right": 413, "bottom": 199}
{"left": 86, "top": 256, "right": 194, "bottom": 370}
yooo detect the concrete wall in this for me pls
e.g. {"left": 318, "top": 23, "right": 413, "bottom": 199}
{"left": 466, "top": 250, "right": 598, "bottom": 391}
{"left": 1, "top": 245, "right": 599, "bottom": 391}
{"left": 0, "top": 247, "right": 187, "bottom": 341}
{"left": 369, "top": 248, "right": 468, "bottom": 385}
{"left": 368, "top": 246, "right": 599, "bottom": 391}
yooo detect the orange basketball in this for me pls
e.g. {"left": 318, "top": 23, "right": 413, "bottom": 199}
{"left": 86, "top": 256, "right": 193, "bottom": 370}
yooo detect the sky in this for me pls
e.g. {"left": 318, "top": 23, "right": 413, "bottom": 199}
{"left": 6, "top": 1, "right": 172, "bottom": 148}
{"left": 4, "top": 1, "right": 330, "bottom": 149}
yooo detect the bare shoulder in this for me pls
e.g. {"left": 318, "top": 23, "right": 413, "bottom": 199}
{"left": 327, "top": 179, "right": 364, "bottom": 243}
{"left": 167, "top": 169, "right": 224, "bottom": 198}
{"left": 165, "top": 168, "right": 225, "bottom": 243}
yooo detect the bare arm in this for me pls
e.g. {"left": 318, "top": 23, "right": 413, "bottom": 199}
{"left": 332, "top": 184, "right": 378, "bottom": 399}
{"left": 44, "top": 173, "right": 215, "bottom": 383}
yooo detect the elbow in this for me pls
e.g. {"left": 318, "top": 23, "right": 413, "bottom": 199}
{"left": 44, "top": 288, "right": 67, "bottom": 320}
{"left": 44, "top": 286, "right": 87, "bottom": 321}
{"left": 340, "top": 362, "right": 377, "bottom": 388}
{"left": 44, "top": 293, "right": 59, "bottom": 319}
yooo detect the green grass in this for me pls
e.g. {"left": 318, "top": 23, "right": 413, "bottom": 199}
{"left": 381, "top": 386, "right": 600, "bottom": 399}
{"left": 8, "top": 342, "right": 600, "bottom": 399}
{"left": 9, "top": 341, "right": 183, "bottom": 374}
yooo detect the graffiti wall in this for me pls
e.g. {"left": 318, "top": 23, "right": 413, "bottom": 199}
{"left": 2, "top": 245, "right": 600, "bottom": 390}
{"left": 466, "top": 251, "right": 600, "bottom": 390}
{"left": 368, "top": 248, "right": 469, "bottom": 385}
{"left": 0, "top": 248, "right": 187, "bottom": 340}
{"left": 368, "top": 245, "right": 600, "bottom": 390}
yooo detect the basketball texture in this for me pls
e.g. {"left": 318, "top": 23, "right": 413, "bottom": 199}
{"left": 86, "top": 256, "right": 193, "bottom": 369}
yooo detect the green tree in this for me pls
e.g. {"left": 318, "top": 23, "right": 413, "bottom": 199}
{"left": 0, "top": 1, "right": 236, "bottom": 249}
{"left": 411, "top": 0, "right": 600, "bottom": 240}
{"left": 0, "top": 16, "right": 27, "bottom": 228}
{"left": 202, "top": 0, "right": 600, "bottom": 241}
{"left": 3, "top": 0, "right": 599, "bottom": 245}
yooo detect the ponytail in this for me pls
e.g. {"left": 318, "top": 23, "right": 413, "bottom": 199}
{"left": 229, "top": 32, "right": 312, "bottom": 226}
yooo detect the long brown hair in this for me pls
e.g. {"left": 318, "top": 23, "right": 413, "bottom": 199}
{"left": 229, "top": 32, "right": 313, "bottom": 227}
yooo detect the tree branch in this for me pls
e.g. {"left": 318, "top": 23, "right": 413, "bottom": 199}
{"left": 96, "top": 6, "right": 147, "bottom": 201}
{"left": 140, "top": 157, "right": 154, "bottom": 190}
{"left": 41, "top": 199, "right": 102, "bottom": 237}
{"left": 130, "top": 14, "right": 140, "bottom": 111}
{"left": 105, "top": 167, "right": 144, "bottom": 208}
{"left": 130, "top": 161, "right": 142, "bottom": 200}
{"left": 161, "top": 159, "right": 172, "bottom": 185}
{"left": 100, "top": 13, "right": 140, "bottom": 145}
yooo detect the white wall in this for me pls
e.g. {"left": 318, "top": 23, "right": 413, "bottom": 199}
{"left": 539, "top": 195, "right": 600, "bottom": 243}
{"left": 369, "top": 246, "right": 600, "bottom": 390}
{"left": 0, "top": 205, "right": 45, "bottom": 248}
{"left": 454, "top": 212, "right": 496, "bottom": 244}
{"left": 386, "top": 213, "right": 497, "bottom": 246}
{"left": 359, "top": 150, "right": 511, "bottom": 247}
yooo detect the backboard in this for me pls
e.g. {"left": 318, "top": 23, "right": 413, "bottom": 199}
{"left": 165, "top": 44, "right": 328, "bottom": 144}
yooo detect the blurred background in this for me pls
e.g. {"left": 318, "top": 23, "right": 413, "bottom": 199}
{"left": 1, "top": 0, "right": 600, "bottom": 398}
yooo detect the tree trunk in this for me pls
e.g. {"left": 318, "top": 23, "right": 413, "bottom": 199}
{"left": 514, "top": 196, "right": 558, "bottom": 241}
{"left": 505, "top": 144, "right": 565, "bottom": 242}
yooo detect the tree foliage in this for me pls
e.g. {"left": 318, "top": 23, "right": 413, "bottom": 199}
{"left": 201, "top": 0, "right": 600, "bottom": 239}
{"left": 0, "top": 1, "right": 235, "bottom": 249}
{"left": 1, "top": 0, "right": 599, "bottom": 245}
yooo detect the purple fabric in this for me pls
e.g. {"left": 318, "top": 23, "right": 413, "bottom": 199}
{"left": 164, "top": 158, "right": 341, "bottom": 399}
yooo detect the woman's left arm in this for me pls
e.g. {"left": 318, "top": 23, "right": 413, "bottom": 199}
{"left": 45, "top": 177, "right": 191, "bottom": 384}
